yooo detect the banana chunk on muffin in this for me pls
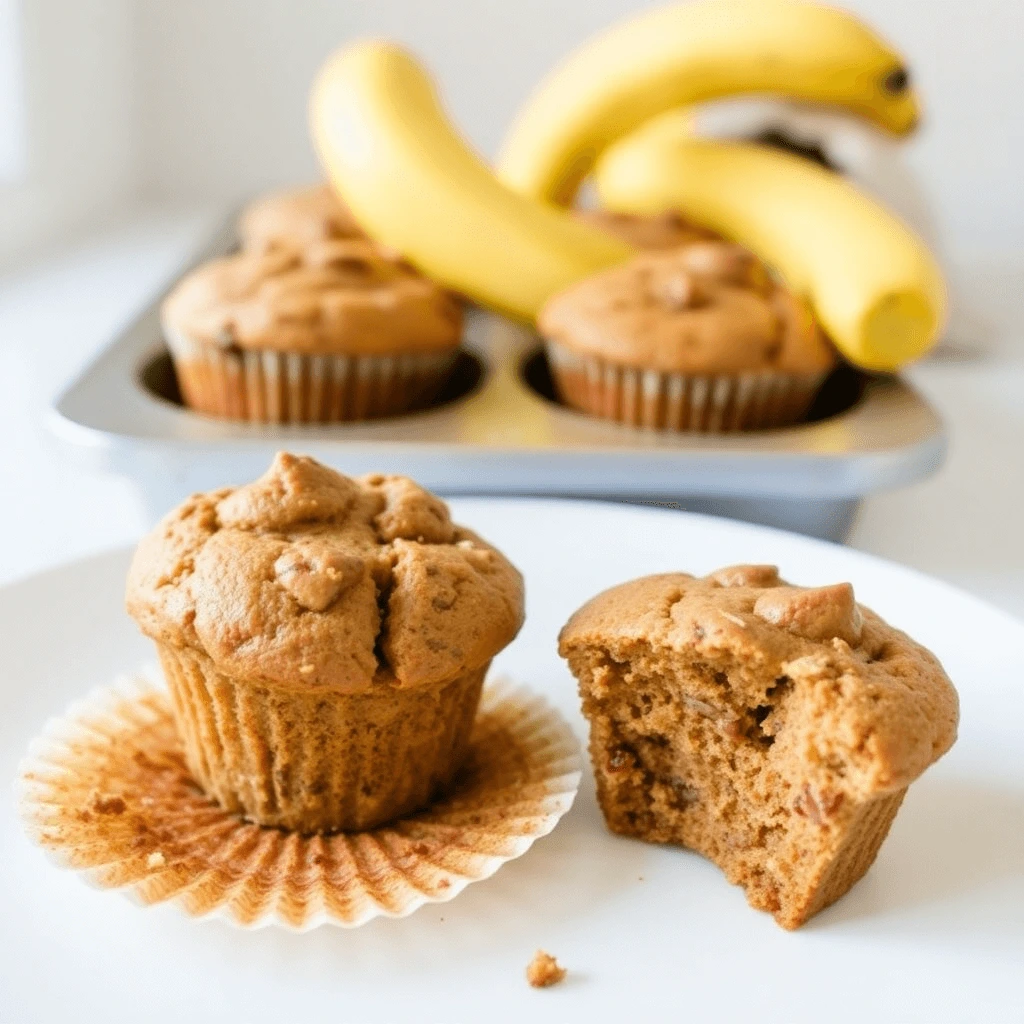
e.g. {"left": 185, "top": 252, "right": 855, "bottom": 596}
{"left": 558, "top": 564, "right": 958, "bottom": 928}
{"left": 127, "top": 452, "right": 524, "bottom": 833}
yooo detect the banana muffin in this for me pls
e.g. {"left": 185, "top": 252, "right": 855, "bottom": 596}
{"left": 538, "top": 242, "right": 837, "bottom": 431}
{"left": 238, "top": 183, "right": 368, "bottom": 252}
{"left": 575, "top": 208, "right": 719, "bottom": 249}
{"left": 559, "top": 564, "right": 958, "bottom": 928}
{"left": 126, "top": 452, "right": 525, "bottom": 833}
{"left": 161, "top": 241, "right": 463, "bottom": 423}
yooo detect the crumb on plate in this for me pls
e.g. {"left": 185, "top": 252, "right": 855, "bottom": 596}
{"left": 526, "top": 950, "right": 567, "bottom": 988}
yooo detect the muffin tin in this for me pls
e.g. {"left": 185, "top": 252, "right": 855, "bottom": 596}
{"left": 48, "top": 214, "right": 946, "bottom": 541}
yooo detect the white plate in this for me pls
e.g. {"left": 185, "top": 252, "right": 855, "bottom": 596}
{"left": 2, "top": 499, "right": 1021, "bottom": 1023}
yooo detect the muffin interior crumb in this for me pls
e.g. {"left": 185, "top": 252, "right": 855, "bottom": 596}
{"left": 571, "top": 639, "right": 826, "bottom": 924}
{"left": 526, "top": 950, "right": 567, "bottom": 988}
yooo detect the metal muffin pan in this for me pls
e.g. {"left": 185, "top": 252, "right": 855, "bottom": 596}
{"left": 49, "top": 216, "right": 946, "bottom": 540}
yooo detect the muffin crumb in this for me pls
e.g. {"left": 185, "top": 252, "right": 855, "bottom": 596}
{"left": 146, "top": 850, "right": 166, "bottom": 869}
{"left": 526, "top": 950, "right": 567, "bottom": 988}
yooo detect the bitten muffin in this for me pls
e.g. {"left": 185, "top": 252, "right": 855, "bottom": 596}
{"left": 161, "top": 241, "right": 463, "bottom": 423}
{"left": 538, "top": 242, "right": 837, "bottom": 431}
{"left": 575, "top": 208, "right": 719, "bottom": 249}
{"left": 126, "top": 452, "right": 525, "bottom": 833}
{"left": 238, "top": 183, "right": 368, "bottom": 252}
{"left": 558, "top": 564, "right": 958, "bottom": 928}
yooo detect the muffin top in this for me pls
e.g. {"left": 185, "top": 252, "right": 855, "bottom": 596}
{"left": 575, "top": 208, "right": 718, "bottom": 250}
{"left": 539, "top": 242, "right": 837, "bottom": 375}
{"left": 161, "top": 242, "right": 462, "bottom": 356}
{"left": 238, "top": 184, "right": 366, "bottom": 251}
{"left": 558, "top": 564, "right": 958, "bottom": 795}
{"left": 127, "top": 453, "right": 524, "bottom": 693}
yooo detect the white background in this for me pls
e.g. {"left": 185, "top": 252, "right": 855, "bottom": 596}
{"left": 1, "top": 0, "right": 1023, "bottom": 265}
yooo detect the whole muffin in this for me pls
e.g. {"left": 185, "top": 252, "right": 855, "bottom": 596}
{"left": 538, "top": 242, "right": 837, "bottom": 431}
{"left": 126, "top": 452, "right": 525, "bottom": 833}
{"left": 559, "top": 564, "right": 958, "bottom": 928}
{"left": 575, "top": 208, "right": 719, "bottom": 249}
{"left": 238, "top": 183, "right": 368, "bottom": 252}
{"left": 161, "top": 241, "right": 463, "bottom": 423}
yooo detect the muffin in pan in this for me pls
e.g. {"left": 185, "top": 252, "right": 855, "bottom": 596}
{"left": 160, "top": 240, "right": 463, "bottom": 423}
{"left": 575, "top": 207, "right": 719, "bottom": 249}
{"left": 559, "top": 564, "right": 958, "bottom": 928}
{"left": 238, "top": 183, "right": 369, "bottom": 252}
{"left": 125, "top": 452, "right": 526, "bottom": 833}
{"left": 538, "top": 241, "right": 837, "bottom": 432}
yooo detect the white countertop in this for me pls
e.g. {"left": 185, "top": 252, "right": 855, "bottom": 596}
{"left": 2, "top": 210, "right": 1023, "bottom": 618}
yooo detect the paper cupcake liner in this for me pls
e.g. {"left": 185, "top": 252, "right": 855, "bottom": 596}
{"left": 158, "top": 644, "right": 488, "bottom": 834}
{"left": 164, "top": 326, "right": 457, "bottom": 423}
{"left": 792, "top": 786, "right": 907, "bottom": 928}
{"left": 17, "top": 673, "right": 581, "bottom": 931}
{"left": 546, "top": 342, "right": 827, "bottom": 431}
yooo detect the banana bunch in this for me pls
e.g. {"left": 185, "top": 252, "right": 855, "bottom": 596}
{"left": 497, "top": 0, "right": 918, "bottom": 205}
{"left": 310, "top": 43, "right": 632, "bottom": 323}
{"left": 311, "top": 1, "right": 945, "bottom": 369}
{"left": 593, "top": 121, "right": 945, "bottom": 370}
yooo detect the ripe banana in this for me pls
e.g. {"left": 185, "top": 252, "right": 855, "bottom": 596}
{"left": 594, "top": 123, "right": 945, "bottom": 370}
{"left": 497, "top": 0, "right": 918, "bottom": 205}
{"left": 309, "top": 42, "right": 633, "bottom": 322}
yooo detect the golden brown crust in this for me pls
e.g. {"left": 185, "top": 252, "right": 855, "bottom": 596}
{"left": 126, "top": 453, "right": 525, "bottom": 694}
{"left": 538, "top": 244, "right": 837, "bottom": 375}
{"left": 161, "top": 243, "right": 462, "bottom": 357}
{"left": 559, "top": 569, "right": 957, "bottom": 794}
{"left": 238, "top": 184, "right": 366, "bottom": 251}
{"left": 575, "top": 208, "right": 718, "bottom": 249}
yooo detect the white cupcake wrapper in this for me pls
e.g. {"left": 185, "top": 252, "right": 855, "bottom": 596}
{"left": 164, "top": 326, "right": 457, "bottom": 424}
{"left": 546, "top": 342, "right": 827, "bottom": 432}
{"left": 16, "top": 671, "right": 581, "bottom": 931}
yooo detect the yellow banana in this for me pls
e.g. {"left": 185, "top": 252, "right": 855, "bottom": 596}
{"left": 309, "top": 42, "right": 633, "bottom": 322}
{"left": 594, "top": 123, "right": 945, "bottom": 370}
{"left": 498, "top": 0, "right": 918, "bottom": 205}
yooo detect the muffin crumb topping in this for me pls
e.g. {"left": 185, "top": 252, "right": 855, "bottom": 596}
{"left": 161, "top": 244, "right": 462, "bottom": 357}
{"left": 539, "top": 243, "right": 836, "bottom": 375}
{"left": 126, "top": 453, "right": 524, "bottom": 693}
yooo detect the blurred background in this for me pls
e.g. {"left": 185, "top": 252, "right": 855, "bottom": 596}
{"left": 0, "top": 0, "right": 1021, "bottom": 266}
{"left": 0, "top": 0, "right": 1021, "bottom": 614}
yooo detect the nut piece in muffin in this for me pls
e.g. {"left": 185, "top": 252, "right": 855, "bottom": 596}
{"left": 575, "top": 207, "right": 719, "bottom": 249}
{"left": 558, "top": 565, "right": 958, "bottom": 928}
{"left": 538, "top": 242, "right": 837, "bottom": 431}
{"left": 126, "top": 452, "right": 525, "bottom": 834}
{"left": 238, "top": 183, "right": 368, "bottom": 252}
{"left": 161, "top": 241, "right": 463, "bottom": 423}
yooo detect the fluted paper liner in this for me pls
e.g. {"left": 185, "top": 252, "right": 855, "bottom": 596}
{"left": 547, "top": 341, "right": 826, "bottom": 432}
{"left": 17, "top": 673, "right": 581, "bottom": 930}
{"left": 165, "top": 325, "right": 458, "bottom": 423}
